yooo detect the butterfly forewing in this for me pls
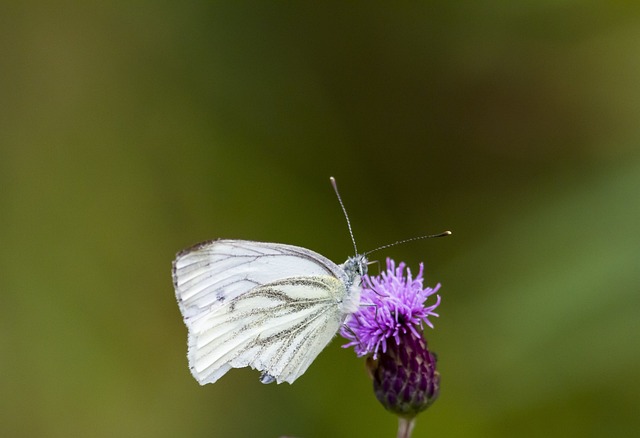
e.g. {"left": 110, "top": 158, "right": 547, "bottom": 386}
{"left": 173, "top": 239, "right": 353, "bottom": 384}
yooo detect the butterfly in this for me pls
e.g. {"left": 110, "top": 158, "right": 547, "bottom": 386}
{"left": 173, "top": 177, "right": 367, "bottom": 385}
{"left": 172, "top": 239, "right": 367, "bottom": 385}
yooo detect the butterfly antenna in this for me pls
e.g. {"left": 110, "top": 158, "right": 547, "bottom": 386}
{"left": 364, "top": 231, "right": 451, "bottom": 256}
{"left": 330, "top": 176, "right": 358, "bottom": 255}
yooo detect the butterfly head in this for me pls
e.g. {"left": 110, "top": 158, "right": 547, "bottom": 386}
{"left": 343, "top": 254, "right": 368, "bottom": 281}
{"left": 339, "top": 254, "right": 368, "bottom": 314}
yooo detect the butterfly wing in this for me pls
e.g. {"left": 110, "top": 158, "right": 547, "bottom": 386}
{"left": 173, "top": 239, "right": 351, "bottom": 384}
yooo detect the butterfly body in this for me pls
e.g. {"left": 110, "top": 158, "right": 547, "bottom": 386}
{"left": 173, "top": 239, "right": 367, "bottom": 385}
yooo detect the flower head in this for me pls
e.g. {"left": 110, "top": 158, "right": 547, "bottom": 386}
{"left": 340, "top": 258, "right": 441, "bottom": 359}
{"left": 341, "top": 258, "right": 442, "bottom": 423}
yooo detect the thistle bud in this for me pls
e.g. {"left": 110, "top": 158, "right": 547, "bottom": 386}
{"left": 368, "top": 330, "right": 439, "bottom": 417}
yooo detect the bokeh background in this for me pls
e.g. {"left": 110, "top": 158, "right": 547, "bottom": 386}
{"left": 2, "top": 2, "right": 639, "bottom": 437}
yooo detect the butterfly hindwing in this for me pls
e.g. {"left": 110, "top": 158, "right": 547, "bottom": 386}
{"left": 189, "top": 276, "right": 345, "bottom": 384}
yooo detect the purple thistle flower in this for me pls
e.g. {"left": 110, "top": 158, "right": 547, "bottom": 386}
{"left": 340, "top": 258, "right": 441, "bottom": 359}
{"left": 341, "top": 257, "right": 442, "bottom": 434}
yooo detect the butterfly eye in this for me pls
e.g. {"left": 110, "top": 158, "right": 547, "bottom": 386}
{"left": 359, "top": 259, "right": 368, "bottom": 276}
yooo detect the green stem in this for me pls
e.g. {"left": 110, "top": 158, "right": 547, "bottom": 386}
{"left": 397, "top": 417, "right": 416, "bottom": 438}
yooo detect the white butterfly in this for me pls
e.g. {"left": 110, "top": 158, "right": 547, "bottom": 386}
{"left": 172, "top": 239, "right": 367, "bottom": 385}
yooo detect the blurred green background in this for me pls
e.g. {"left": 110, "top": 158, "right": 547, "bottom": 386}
{"left": 2, "top": 2, "right": 639, "bottom": 437}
